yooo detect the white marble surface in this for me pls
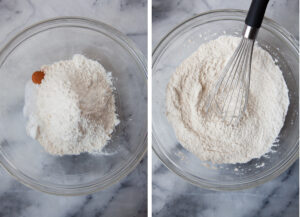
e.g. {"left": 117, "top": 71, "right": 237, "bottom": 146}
{"left": 152, "top": 0, "right": 299, "bottom": 217}
{"left": 0, "top": 0, "right": 147, "bottom": 217}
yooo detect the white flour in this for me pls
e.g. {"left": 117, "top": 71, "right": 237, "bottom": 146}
{"left": 166, "top": 36, "right": 289, "bottom": 164}
{"left": 23, "top": 54, "right": 119, "bottom": 155}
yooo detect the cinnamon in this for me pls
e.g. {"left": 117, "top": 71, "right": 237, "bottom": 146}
{"left": 32, "top": 70, "right": 45, "bottom": 84}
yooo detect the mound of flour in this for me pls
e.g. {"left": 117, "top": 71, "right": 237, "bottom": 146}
{"left": 166, "top": 36, "right": 289, "bottom": 164}
{"left": 23, "top": 54, "right": 119, "bottom": 155}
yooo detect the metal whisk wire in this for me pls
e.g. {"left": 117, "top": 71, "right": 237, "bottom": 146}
{"left": 204, "top": 29, "right": 255, "bottom": 125}
{"left": 204, "top": 0, "right": 269, "bottom": 125}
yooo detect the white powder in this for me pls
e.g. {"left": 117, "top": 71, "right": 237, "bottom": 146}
{"left": 166, "top": 36, "right": 289, "bottom": 164}
{"left": 23, "top": 54, "right": 119, "bottom": 155}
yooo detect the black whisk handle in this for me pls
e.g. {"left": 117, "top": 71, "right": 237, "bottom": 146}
{"left": 245, "top": 0, "right": 270, "bottom": 28}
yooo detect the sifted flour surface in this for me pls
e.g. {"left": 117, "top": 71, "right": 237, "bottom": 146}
{"left": 23, "top": 54, "right": 119, "bottom": 155}
{"left": 166, "top": 36, "right": 289, "bottom": 164}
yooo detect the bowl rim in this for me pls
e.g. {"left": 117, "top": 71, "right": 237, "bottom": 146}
{"left": 153, "top": 9, "right": 299, "bottom": 56}
{"left": 0, "top": 16, "right": 147, "bottom": 196}
{"left": 152, "top": 9, "right": 299, "bottom": 191}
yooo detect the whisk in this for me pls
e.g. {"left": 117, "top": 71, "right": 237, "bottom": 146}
{"left": 204, "top": 0, "right": 269, "bottom": 124}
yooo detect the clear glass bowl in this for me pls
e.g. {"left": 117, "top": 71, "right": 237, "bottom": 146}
{"left": 152, "top": 10, "right": 299, "bottom": 190}
{"left": 0, "top": 17, "right": 147, "bottom": 195}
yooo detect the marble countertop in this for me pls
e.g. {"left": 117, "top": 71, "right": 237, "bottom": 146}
{"left": 152, "top": 0, "right": 299, "bottom": 217}
{"left": 0, "top": 1, "right": 147, "bottom": 217}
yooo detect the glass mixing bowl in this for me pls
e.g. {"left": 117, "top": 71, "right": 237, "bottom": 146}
{"left": 0, "top": 17, "right": 147, "bottom": 195}
{"left": 153, "top": 10, "right": 299, "bottom": 190}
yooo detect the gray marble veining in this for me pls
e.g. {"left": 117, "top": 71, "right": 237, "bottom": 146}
{"left": 152, "top": 0, "right": 299, "bottom": 216}
{"left": 0, "top": 0, "right": 299, "bottom": 216}
{"left": 0, "top": 0, "right": 147, "bottom": 217}
{"left": 153, "top": 154, "right": 298, "bottom": 217}
{"left": 152, "top": 0, "right": 299, "bottom": 47}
